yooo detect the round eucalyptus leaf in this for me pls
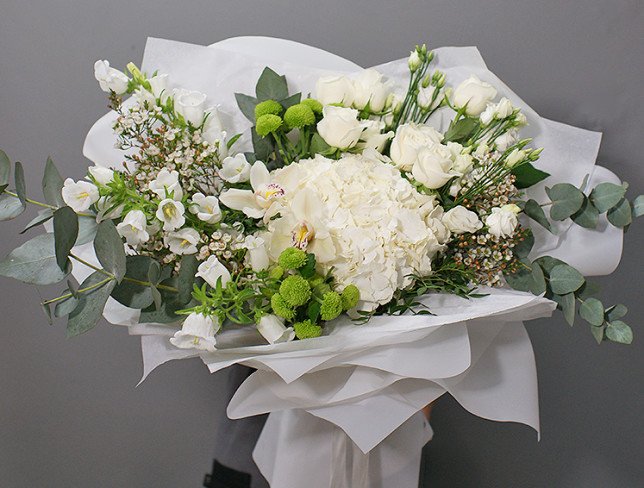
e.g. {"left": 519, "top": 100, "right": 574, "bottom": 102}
{"left": 589, "top": 182, "right": 626, "bottom": 213}
{"left": 633, "top": 195, "right": 643, "bottom": 218}
{"left": 579, "top": 297, "right": 604, "bottom": 326}
{"left": 606, "top": 198, "right": 632, "bottom": 228}
{"left": 605, "top": 304, "right": 627, "bottom": 322}
{"left": 0, "top": 194, "right": 25, "bottom": 221}
{"left": 548, "top": 264, "right": 585, "bottom": 295}
{"left": 66, "top": 270, "right": 115, "bottom": 337}
{"left": 605, "top": 321, "right": 633, "bottom": 345}
{"left": 0, "top": 233, "right": 69, "bottom": 285}
{"left": 571, "top": 197, "right": 599, "bottom": 229}
{"left": 94, "top": 220, "right": 126, "bottom": 282}
{"left": 546, "top": 183, "right": 585, "bottom": 221}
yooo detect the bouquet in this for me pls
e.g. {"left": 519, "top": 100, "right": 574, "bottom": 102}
{"left": 0, "top": 36, "right": 640, "bottom": 487}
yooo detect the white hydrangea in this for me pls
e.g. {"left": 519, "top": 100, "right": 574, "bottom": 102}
{"left": 261, "top": 151, "right": 446, "bottom": 311}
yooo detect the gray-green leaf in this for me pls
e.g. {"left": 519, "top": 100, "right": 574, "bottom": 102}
{"left": 20, "top": 208, "right": 54, "bottom": 234}
{"left": 42, "top": 157, "right": 65, "bottom": 207}
{"left": 590, "top": 324, "right": 605, "bottom": 345}
{"left": 546, "top": 183, "right": 585, "bottom": 221}
{"left": 579, "top": 297, "right": 604, "bottom": 326}
{"left": 110, "top": 255, "right": 155, "bottom": 309}
{"left": 0, "top": 233, "right": 69, "bottom": 285}
{"left": 54, "top": 295, "right": 79, "bottom": 318}
{"left": 589, "top": 182, "right": 626, "bottom": 213}
{"left": 177, "top": 255, "right": 199, "bottom": 305}
{"left": 0, "top": 194, "right": 25, "bottom": 221}
{"left": 571, "top": 197, "right": 599, "bottom": 229}
{"left": 605, "top": 304, "right": 627, "bottom": 322}
{"left": 606, "top": 198, "right": 632, "bottom": 228}
{"left": 523, "top": 199, "right": 552, "bottom": 232}
{"left": 235, "top": 93, "right": 258, "bottom": 122}
{"left": 513, "top": 229, "right": 534, "bottom": 258}
{"left": 0, "top": 150, "right": 10, "bottom": 186}
{"left": 633, "top": 195, "right": 643, "bottom": 218}
{"left": 14, "top": 162, "right": 27, "bottom": 208}
{"left": 255, "top": 67, "right": 289, "bottom": 101}
{"left": 53, "top": 206, "right": 79, "bottom": 271}
{"left": 76, "top": 216, "right": 98, "bottom": 245}
{"left": 66, "top": 271, "right": 115, "bottom": 337}
{"left": 530, "top": 261, "right": 546, "bottom": 295}
{"left": 94, "top": 220, "right": 126, "bottom": 282}
{"left": 549, "top": 264, "right": 585, "bottom": 294}
{"left": 553, "top": 292, "right": 575, "bottom": 326}
{"left": 605, "top": 320, "right": 633, "bottom": 344}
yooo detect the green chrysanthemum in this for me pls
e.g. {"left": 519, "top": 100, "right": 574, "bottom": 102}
{"left": 294, "top": 320, "right": 323, "bottom": 340}
{"left": 320, "top": 292, "right": 343, "bottom": 321}
{"left": 301, "top": 98, "right": 323, "bottom": 115}
{"left": 254, "top": 99, "right": 283, "bottom": 119}
{"left": 271, "top": 293, "right": 295, "bottom": 320}
{"left": 340, "top": 284, "right": 360, "bottom": 310}
{"left": 279, "top": 275, "right": 312, "bottom": 307}
{"left": 284, "top": 103, "right": 316, "bottom": 129}
{"left": 269, "top": 265, "right": 284, "bottom": 280}
{"left": 278, "top": 247, "right": 307, "bottom": 270}
{"left": 255, "top": 114, "right": 283, "bottom": 136}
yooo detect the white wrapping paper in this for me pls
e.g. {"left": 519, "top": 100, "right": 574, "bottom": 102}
{"left": 77, "top": 37, "right": 625, "bottom": 487}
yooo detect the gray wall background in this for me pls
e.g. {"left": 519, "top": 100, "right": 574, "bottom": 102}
{"left": 1, "top": 1, "right": 642, "bottom": 487}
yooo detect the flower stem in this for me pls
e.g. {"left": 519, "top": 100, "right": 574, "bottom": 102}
{"left": 3, "top": 190, "right": 94, "bottom": 217}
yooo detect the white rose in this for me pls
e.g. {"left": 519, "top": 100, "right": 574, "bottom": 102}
{"left": 149, "top": 169, "right": 183, "bottom": 200}
{"left": 87, "top": 166, "right": 114, "bottom": 185}
{"left": 174, "top": 89, "right": 207, "bottom": 126}
{"left": 256, "top": 314, "right": 295, "bottom": 344}
{"left": 156, "top": 199, "right": 185, "bottom": 231}
{"left": 315, "top": 75, "right": 354, "bottom": 106}
{"left": 485, "top": 205, "right": 520, "bottom": 238}
{"left": 196, "top": 255, "right": 231, "bottom": 288}
{"left": 148, "top": 74, "right": 169, "bottom": 100}
{"left": 417, "top": 85, "right": 438, "bottom": 110}
{"left": 164, "top": 227, "right": 200, "bottom": 255}
{"left": 442, "top": 206, "right": 483, "bottom": 234}
{"left": 411, "top": 145, "right": 454, "bottom": 189}
{"left": 93, "top": 60, "right": 129, "bottom": 95}
{"left": 61, "top": 179, "right": 99, "bottom": 212}
{"left": 317, "top": 106, "right": 364, "bottom": 149}
{"left": 390, "top": 123, "right": 443, "bottom": 171}
{"left": 219, "top": 154, "right": 251, "bottom": 183}
{"left": 358, "top": 119, "right": 393, "bottom": 152}
{"left": 189, "top": 193, "right": 222, "bottom": 224}
{"left": 352, "top": 69, "right": 389, "bottom": 112}
{"left": 243, "top": 235, "right": 269, "bottom": 272}
{"left": 116, "top": 210, "right": 149, "bottom": 246}
{"left": 452, "top": 76, "right": 497, "bottom": 116}
{"left": 170, "top": 312, "right": 219, "bottom": 352}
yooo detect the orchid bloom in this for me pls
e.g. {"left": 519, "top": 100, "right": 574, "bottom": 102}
{"left": 219, "top": 161, "right": 284, "bottom": 219}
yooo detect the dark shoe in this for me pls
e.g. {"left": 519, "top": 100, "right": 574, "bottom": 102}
{"left": 203, "top": 459, "right": 252, "bottom": 488}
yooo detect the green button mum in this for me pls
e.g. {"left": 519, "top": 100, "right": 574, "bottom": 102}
{"left": 271, "top": 293, "right": 295, "bottom": 320}
{"left": 320, "top": 291, "right": 343, "bottom": 321}
{"left": 255, "top": 99, "right": 283, "bottom": 119}
{"left": 341, "top": 284, "right": 360, "bottom": 310}
{"left": 301, "top": 98, "right": 323, "bottom": 115}
{"left": 279, "top": 275, "right": 312, "bottom": 307}
{"left": 294, "top": 320, "right": 323, "bottom": 339}
{"left": 278, "top": 247, "right": 307, "bottom": 270}
{"left": 284, "top": 103, "right": 316, "bottom": 129}
{"left": 256, "top": 114, "right": 283, "bottom": 136}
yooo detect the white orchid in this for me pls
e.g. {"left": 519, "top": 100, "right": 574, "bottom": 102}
{"left": 156, "top": 199, "right": 185, "bottom": 231}
{"left": 61, "top": 179, "right": 99, "bottom": 212}
{"left": 149, "top": 169, "right": 183, "bottom": 200}
{"left": 219, "top": 161, "right": 284, "bottom": 219}
{"left": 170, "top": 312, "right": 220, "bottom": 352}
{"left": 189, "top": 193, "right": 222, "bottom": 224}
{"left": 116, "top": 210, "right": 149, "bottom": 246}
{"left": 164, "top": 227, "right": 200, "bottom": 255}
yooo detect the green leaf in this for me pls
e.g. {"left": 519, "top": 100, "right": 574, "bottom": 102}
{"left": 549, "top": 264, "right": 585, "bottom": 294}
{"left": 553, "top": 292, "right": 575, "bottom": 326}
{"left": 94, "top": 220, "right": 126, "bottom": 282}
{"left": 14, "top": 162, "right": 27, "bottom": 208}
{"left": 571, "top": 197, "right": 599, "bottom": 229}
{"left": 300, "top": 253, "right": 316, "bottom": 279}
{"left": 605, "top": 320, "right": 633, "bottom": 344}
{"left": 41, "top": 302, "right": 53, "bottom": 325}
{"left": 0, "top": 150, "right": 10, "bottom": 186}
{"left": 606, "top": 198, "right": 632, "bottom": 227}
{"left": 546, "top": 183, "right": 585, "bottom": 221}
{"left": 76, "top": 216, "right": 98, "bottom": 245}
{"left": 66, "top": 271, "right": 115, "bottom": 337}
{"left": 530, "top": 262, "right": 546, "bottom": 295}
{"left": 605, "top": 304, "right": 627, "bottom": 322}
{"left": 150, "top": 285, "right": 162, "bottom": 310}
{"left": 20, "top": 208, "right": 54, "bottom": 234}
{"left": 110, "top": 255, "right": 155, "bottom": 309}
{"left": 523, "top": 199, "right": 552, "bottom": 232}
{"left": 42, "top": 157, "right": 65, "bottom": 207}
{"left": 54, "top": 295, "right": 79, "bottom": 318}
{"left": 577, "top": 280, "right": 600, "bottom": 300}
{"left": 255, "top": 67, "right": 289, "bottom": 101}
{"left": 511, "top": 162, "right": 550, "bottom": 189}
{"left": 633, "top": 195, "right": 643, "bottom": 218}
{"left": 504, "top": 264, "right": 533, "bottom": 292}
{"left": 280, "top": 92, "right": 302, "bottom": 109}
{"left": 444, "top": 117, "right": 479, "bottom": 143}
{"left": 308, "top": 301, "right": 321, "bottom": 323}
{"left": 251, "top": 126, "right": 274, "bottom": 161}
{"left": 310, "top": 133, "right": 333, "bottom": 155}
{"left": 0, "top": 194, "right": 25, "bottom": 221}
{"left": 590, "top": 324, "right": 605, "bottom": 345}
{"left": 177, "top": 255, "right": 199, "bottom": 305}
{"left": 589, "top": 182, "right": 626, "bottom": 213}
{"left": 235, "top": 93, "right": 258, "bottom": 122}
{"left": 513, "top": 229, "right": 534, "bottom": 259}
{"left": 534, "top": 255, "right": 567, "bottom": 275}
{"left": 53, "top": 206, "right": 79, "bottom": 271}
{"left": 226, "top": 133, "right": 243, "bottom": 150}
{"left": 139, "top": 277, "right": 183, "bottom": 324}
{"left": 0, "top": 233, "right": 69, "bottom": 285}
{"left": 579, "top": 297, "right": 604, "bottom": 326}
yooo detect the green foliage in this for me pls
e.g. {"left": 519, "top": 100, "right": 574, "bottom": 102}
{"left": 0, "top": 150, "right": 10, "bottom": 188}
{"left": 66, "top": 271, "right": 115, "bottom": 337}
{"left": 14, "top": 162, "right": 26, "bottom": 208}
{"left": 110, "top": 255, "right": 159, "bottom": 309}
{"left": 571, "top": 197, "right": 599, "bottom": 228}
{"left": 633, "top": 195, "right": 644, "bottom": 218}
{"left": 0, "top": 233, "right": 69, "bottom": 285}
{"left": 94, "top": 220, "right": 126, "bottom": 283}
{"left": 523, "top": 199, "right": 552, "bottom": 232}
{"left": 589, "top": 182, "right": 626, "bottom": 213}
{"left": 579, "top": 297, "right": 604, "bottom": 326}
{"left": 42, "top": 157, "right": 65, "bottom": 207}
{"left": 255, "top": 67, "right": 289, "bottom": 101}
{"left": 606, "top": 198, "right": 632, "bottom": 227}
{"left": 511, "top": 162, "right": 550, "bottom": 189}
{"left": 443, "top": 117, "right": 479, "bottom": 143}
{"left": 546, "top": 183, "right": 585, "bottom": 221}
{"left": 53, "top": 206, "right": 79, "bottom": 271}
{"left": 0, "top": 194, "right": 24, "bottom": 221}
{"left": 605, "top": 320, "right": 633, "bottom": 344}
{"left": 21, "top": 208, "right": 53, "bottom": 234}
{"left": 548, "top": 264, "right": 585, "bottom": 294}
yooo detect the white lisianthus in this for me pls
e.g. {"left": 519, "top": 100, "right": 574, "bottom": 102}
{"left": 256, "top": 314, "right": 295, "bottom": 344}
{"left": 358, "top": 119, "right": 393, "bottom": 152}
{"left": 170, "top": 312, "right": 219, "bottom": 352}
{"left": 189, "top": 193, "right": 222, "bottom": 224}
{"left": 317, "top": 106, "right": 364, "bottom": 149}
{"left": 315, "top": 75, "right": 355, "bottom": 107}
{"left": 156, "top": 199, "right": 185, "bottom": 231}
{"left": 116, "top": 210, "right": 149, "bottom": 246}
{"left": 442, "top": 206, "right": 483, "bottom": 234}
{"left": 390, "top": 123, "right": 443, "bottom": 171}
{"left": 480, "top": 97, "right": 514, "bottom": 125}
{"left": 93, "top": 60, "right": 129, "bottom": 95}
{"left": 417, "top": 85, "right": 438, "bottom": 110}
{"left": 352, "top": 69, "right": 389, "bottom": 112}
{"left": 485, "top": 204, "right": 521, "bottom": 238}
{"left": 505, "top": 148, "right": 526, "bottom": 168}
{"left": 87, "top": 166, "right": 114, "bottom": 185}
{"left": 164, "top": 227, "right": 200, "bottom": 255}
{"left": 202, "top": 106, "right": 228, "bottom": 153}
{"left": 219, "top": 161, "right": 284, "bottom": 219}
{"left": 408, "top": 50, "right": 422, "bottom": 71}
{"left": 220, "top": 154, "right": 251, "bottom": 183}
{"left": 494, "top": 130, "right": 518, "bottom": 152}
{"left": 61, "top": 178, "right": 100, "bottom": 212}
{"left": 242, "top": 235, "right": 270, "bottom": 272}
{"left": 149, "top": 169, "right": 183, "bottom": 200}
{"left": 148, "top": 73, "right": 169, "bottom": 101}
{"left": 196, "top": 255, "right": 231, "bottom": 288}
{"left": 452, "top": 76, "right": 497, "bottom": 116}
{"left": 412, "top": 145, "right": 455, "bottom": 189}
{"left": 174, "top": 88, "right": 207, "bottom": 126}
{"left": 446, "top": 142, "right": 474, "bottom": 174}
